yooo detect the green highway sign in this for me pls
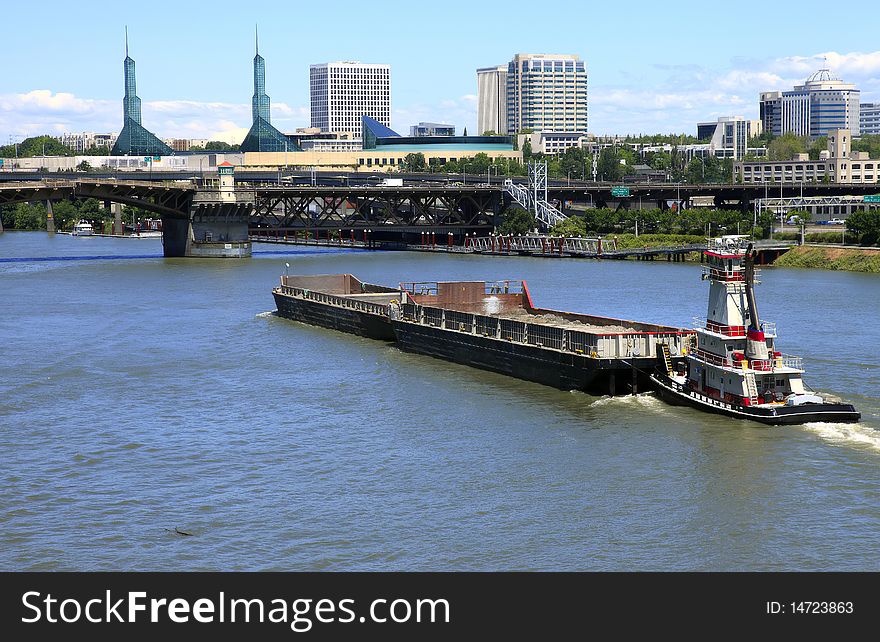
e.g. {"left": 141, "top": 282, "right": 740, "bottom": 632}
{"left": 865, "top": 195, "right": 880, "bottom": 203}
{"left": 611, "top": 186, "right": 630, "bottom": 198}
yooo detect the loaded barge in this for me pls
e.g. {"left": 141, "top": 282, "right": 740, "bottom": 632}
{"left": 650, "top": 236, "right": 860, "bottom": 425}
{"left": 273, "top": 274, "right": 693, "bottom": 395}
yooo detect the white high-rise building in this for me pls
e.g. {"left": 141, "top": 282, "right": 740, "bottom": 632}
{"left": 695, "top": 116, "right": 762, "bottom": 160}
{"left": 477, "top": 65, "right": 508, "bottom": 135}
{"left": 310, "top": 61, "right": 391, "bottom": 138}
{"left": 758, "top": 68, "right": 860, "bottom": 138}
{"left": 861, "top": 103, "right": 880, "bottom": 136}
{"left": 505, "top": 54, "right": 587, "bottom": 135}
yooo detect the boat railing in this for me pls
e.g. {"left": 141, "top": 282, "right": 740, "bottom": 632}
{"left": 701, "top": 319, "right": 747, "bottom": 337}
{"left": 692, "top": 347, "right": 803, "bottom": 372}
{"left": 397, "top": 280, "right": 525, "bottom": 296}
{"left": 701, "top": 265, "right": 745, "bottom": 282}
{"left": 280, "top": 285, "right": 390, "bottom": 317}
{"left": 398, "top": 302, "right": 686, "bottom": 360}
{"left": 777, "top": 354, "right": 803, "bottom": 370}
{"left": 399, "top": 281, "right": 439, "bottom": 296}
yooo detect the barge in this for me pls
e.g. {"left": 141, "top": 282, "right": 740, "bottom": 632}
{"left": 650, "top": 236, "right": 860, "bottom": 425}
{"left": 273, "top": 273, "right": 694, "bottom": 395}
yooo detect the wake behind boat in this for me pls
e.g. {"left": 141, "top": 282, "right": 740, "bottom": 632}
{"left": 651, "top": 236, "right": 860, "bottom": 425}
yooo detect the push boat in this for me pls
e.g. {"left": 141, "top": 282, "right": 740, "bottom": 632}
{"left": 650, "top": 236, "right": 860, "bottom": 425}
{"left": 273, "top": 273, "right": 693, "bottom": 395}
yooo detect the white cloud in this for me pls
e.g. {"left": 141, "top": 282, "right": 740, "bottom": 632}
{"left": 0, "top": 90, "right": 313, "bottom": 142}
{"left": 4, "top": 50, "right": 878, "bottom": 141}
{"left": 590, "top": 49, "right": 880, "bottom": 134}
{"left": 393, "top": 94, "right": 476, "bottom": 135}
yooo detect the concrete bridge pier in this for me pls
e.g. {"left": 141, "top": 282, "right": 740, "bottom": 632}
{"left": 46, "top": 200, "right": 55, "bottom": 233}
{"left": 112, "top": 202, "right": 124, "bottom": 236}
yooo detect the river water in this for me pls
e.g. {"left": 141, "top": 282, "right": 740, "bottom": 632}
{"left": 1, "top": 232, "right": 878, "bottom": 571}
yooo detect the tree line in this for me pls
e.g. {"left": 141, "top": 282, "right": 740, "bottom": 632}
{"left": 0, "top": 198, "right": 153, "bottom": 232}
{"left": 0, "top": 135, "right": 238, "bottom": 159}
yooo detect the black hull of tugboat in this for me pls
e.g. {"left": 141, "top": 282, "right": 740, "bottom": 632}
{"left": 273, "top": 291, "right": 396, "bottom": 341}
{"left": 650, "top": 374, "right": 860, "bottom": 425}
{"left": 392, "top": 320, "right": 655, "bottom": 395}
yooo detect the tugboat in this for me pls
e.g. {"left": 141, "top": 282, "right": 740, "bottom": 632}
{"left": 651, "top": 236, "right": 860, "bottom": 425}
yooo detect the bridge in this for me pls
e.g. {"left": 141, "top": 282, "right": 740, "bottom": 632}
{"left": 2, "top": 173, "right": 877, "bottom": 256}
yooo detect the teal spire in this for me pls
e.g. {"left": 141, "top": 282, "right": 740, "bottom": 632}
{"left": 241, "top": 28, "right": 299, "bottom": 153}
{"left": 122, "top": 26, "right": 141, "bottom": 125}
{"left": 111, "top": 28, "right": 171, "bottom": 156}
{"left": 252, "top": 26, "right": 270, "bottom": 123}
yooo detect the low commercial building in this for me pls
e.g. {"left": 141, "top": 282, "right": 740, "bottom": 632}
{"left": 241, "top": 117, "right": 520, "bottom": 171}
{"left": 409, "top": 122, "right": 455, "bottom": 137}
{"left": 0, "top": 153, "right": 243, "bottom": 172}
{"left": 734, "top": 129, "right": 879, "bottom": 184}
{"left": 518, "top": 131, "right": 585, "bottom": 155}
{"left": 57, "top": 132, "right": 118, "bottom": 153}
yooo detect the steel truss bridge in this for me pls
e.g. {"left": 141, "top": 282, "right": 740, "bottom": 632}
{"left": 248, "top": 185, "right": 504, "bottom": 235}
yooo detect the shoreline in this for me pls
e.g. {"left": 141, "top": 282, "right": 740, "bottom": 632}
{"left": 771, "top": 245, "right": 880, "bottom": 273}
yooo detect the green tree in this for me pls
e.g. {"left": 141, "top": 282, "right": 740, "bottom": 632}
{"left": 521, "top": 137, "right": 532, "bottom": 159}
{"left": 76, "top": 160, "right": 92, "bottom": 172}
{"left": 497, "top": 205, "right": 535, "bottom": 235}
{"left": 597, "top": 148, "right": 626, "bottom": 181}
{"left": 846, "top": 209, "right": 880, "bottom": 246}
{"left": 13, "top": 203, "right": 46, "bottom": 230}
{"left": 550, "top": 216, "right": 588, "bottom": 237}
{"left": 0, "top": 135, "right": 74, "bottom": 158}
{"left": 50, "top": 200, "right": 81, "bottom": 231}
{"left": 808, "top": 136, "right": 828, "bottom": 160}
{"left": 556, "top": 147, "right": 591, "bottom": 181}
{"left": 748, "top": 131, "right": 775, "bottom": 148}
{"left": 481, "top": 130, "right": 497, "bottom": 136}
{"left": 767, "top": 132, "right": 807, "bottom": 161}
{"left": 851, "top": 134, "right": 880, "bottom": 159}
{"left": 400, "top": 153, "right": 427, "bottom": 172}
{"left": 462, "top": 127, "right": 468, "bottom": 137}
{"left": 83, "top": 145, "right": 110, "bottom": 156}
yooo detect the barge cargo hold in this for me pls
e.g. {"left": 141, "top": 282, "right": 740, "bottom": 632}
{"left": 273, "top": 274, "right": 400, "bottom": 341}
{"left": 273, "top": 274, "right": 695, "bottom": 395}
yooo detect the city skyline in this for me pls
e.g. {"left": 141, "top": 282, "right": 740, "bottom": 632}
{"left": 1, "top": 0, "right": 879, "bottom": 143}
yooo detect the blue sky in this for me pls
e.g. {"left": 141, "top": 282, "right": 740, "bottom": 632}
{"left": 2, "top": 0, "right": 879, "bottom": 142}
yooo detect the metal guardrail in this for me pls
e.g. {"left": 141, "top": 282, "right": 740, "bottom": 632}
{"left": 468, "top": 236, "right": 613, "bottom": 255}
{"left": 280, "top": 286, "right": 389, "bottom": 317}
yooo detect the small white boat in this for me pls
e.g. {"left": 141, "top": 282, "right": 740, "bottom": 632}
{"left": 71, "top": 221, "right": 94, "bottom": 236}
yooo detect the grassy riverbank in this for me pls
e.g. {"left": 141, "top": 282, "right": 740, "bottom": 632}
{"left": 773, "top": 246, "right": 880, "bottom": 273}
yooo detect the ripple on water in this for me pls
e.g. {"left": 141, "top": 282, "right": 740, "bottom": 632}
{"left": 2, "top": 233, "right": 880, "bottom": 572}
